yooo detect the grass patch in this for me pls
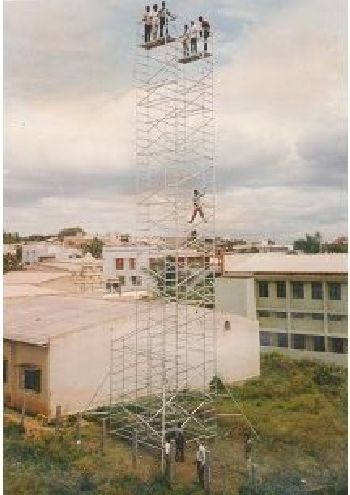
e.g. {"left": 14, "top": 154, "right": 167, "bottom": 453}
{"left": 4, "top": 353, "right": 347, "bottom": 494}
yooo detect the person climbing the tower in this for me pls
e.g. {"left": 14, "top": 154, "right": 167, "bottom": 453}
{"left": 182, "top": 24, "right": 190, "bottom": 58}
{"left": 158, "top": 1, "right": 175, "bottom": 38}
{"left": 189, "top": 189, "right": 206, "bottom": 223}
{"left": 151, "top": 4, "right": 159, "bottom": 40}
{"left": 190, "top": 20, "right": 198, "bottom": 54}
{"left": 142, "top": 5, "right": 152, "bottom": 43}
{"left": 198, "top": 16, "right": 210, "bottom": 53}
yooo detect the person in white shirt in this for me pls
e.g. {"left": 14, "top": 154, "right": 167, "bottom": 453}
{"left": 142, "top": 5, "right": 152, "bottom": 43}
{"left": 190, "top": 21, "right": 198, "bottom": 54}
{"left": 164, "top": 435, "right": 171, "bottom": 482}
{"left": 189, "top": 189, "right": 206, "bottom": 223}
{"left": 196, "top": 440, "right": 206, "bottom": 487}
{"left": 182, "top": 24, "right": 190, "bottom": 58}
{"left": 152, "top": 4, "right": 159, "bottom": 40}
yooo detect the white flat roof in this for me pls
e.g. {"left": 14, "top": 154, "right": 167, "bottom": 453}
{"left": 4, "top": 271, "right": 70, "bottom": 285}
{"left": 223, "top": 253, "right": 348, "bottom": 275}
{"left": 4, "top": 295, "right": 136, "bottom": 345}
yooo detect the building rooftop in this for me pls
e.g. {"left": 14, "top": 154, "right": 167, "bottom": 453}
{"left": 223, "top": 253, "right": 348, "bottom": 276}
{"left": 4, "top": 295, "right": 136, "bottom": 345}
{"left": 4, "top": 271, "right": 70, "bottom": 286}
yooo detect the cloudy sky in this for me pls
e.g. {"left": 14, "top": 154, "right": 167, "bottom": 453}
{"left": 4, "top": 0, "right": 347, "bottom": 240}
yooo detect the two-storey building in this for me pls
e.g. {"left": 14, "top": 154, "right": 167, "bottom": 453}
{"left": 216, "top": 253, "right": 347, "bottom": 365}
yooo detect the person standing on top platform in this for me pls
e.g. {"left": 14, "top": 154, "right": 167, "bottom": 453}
{"left": 182, "top": 24, "right": 190, "bottom": 58}
{"left": 190, "top": 20, "right": 198, "bottom": 54}
{"left": 198, "top": 16, "right": 210, "bottom": 53}
{"left": 151, "top": 4, "right": 159, "bottom": 40}
{"left": 142, "top": 5, "right": 152, "bottom": 43}
{"left": 158, "top": 1, "right": 175, "bottom": 38}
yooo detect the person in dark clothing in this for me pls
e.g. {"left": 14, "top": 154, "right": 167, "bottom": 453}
{"left": 175, "top": 422, "right": 185, "bottom": 462}
{"left": 198, "top": 16, "right": 210, "bottom": 53}
{"left": 142, "top": 5, "right": 152, "bottom": 43}
{"left": 158, "top": 1, "right": 175, "bottom": 38}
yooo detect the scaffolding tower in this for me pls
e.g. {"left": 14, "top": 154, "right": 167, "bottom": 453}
{"left": 110, "top": 11, "right": 216, "bottom": 464}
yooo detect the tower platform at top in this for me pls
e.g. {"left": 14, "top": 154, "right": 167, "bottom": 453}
{"left": 178, "top": 52, "right": 212, "bottom": 64}
{"left": 140, "top": 36, "right": 176, "bottom": 50}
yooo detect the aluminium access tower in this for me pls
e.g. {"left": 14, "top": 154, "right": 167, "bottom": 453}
{"left": 109, "top": 7, "right": 216, "bottom": 466}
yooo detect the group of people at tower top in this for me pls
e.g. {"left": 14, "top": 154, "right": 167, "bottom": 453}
{"left": 182, "top": 17, "right": 210, "bottom": 57}
{"left": 142, "top": 3, "right": 211, "bottom": 57}
{"left": 142, "top": 3, "right": 175, "bottom": 42}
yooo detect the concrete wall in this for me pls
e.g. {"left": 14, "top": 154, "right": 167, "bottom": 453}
{"left": 47, "top": 310, "right": 260, "bottom": 416}
{"left": 48, "top": 315, "right": 136, "bottom": 416}
{"left": 4, "top": 340, "right": 50, "bottom": 416}
{"left": 216, "top": 312, "right": 260, "bottom": 382}
{"left": 215, "top": 277, "right": 256, "bottom": 320}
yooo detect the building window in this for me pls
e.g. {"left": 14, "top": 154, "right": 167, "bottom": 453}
{"left": 277, "top": 333, "right": 288, "bottom": 348}
{"left": 276, "top": 281, "right": 286, "bottom": 298}
{"left": 314, "top": 336, "right": 325, "bottom": 352}
{"left": 292, "top": 282, "right": 304, "bottom": 299}
{"left": 131, "top": 276, "right": 142, "bottom": 286}
{"left": 312, "top": 313, "right": 324, "bottom": 321}
{"left": 292, "top": 334, "right": 305, "bottom": 350}
{"left": 258, "top": 311, "right": 270, "bottom": 318}
{"left": 21, "top": 368, "right": 41, "bottom": 393}
{"left": 260, "top": 331, "right": 271, "bottom": 346}
{"left": 329, "top": 337, "right": 345, "bottom": 354}
{"left": 258, "top": 281, "right": 269, "bottom": 298}
{"left": 328, "top": 283, "right": 341, "bottom": 301}
{"left": 276, "top": 312, "right": 287, "bottom": 319}
{"left": 224, "top": 320, "right": 231, "bottom": 331}
{"left": 115, "top": 258, "right": 124, "bottom": 270}
{"left": 328, "top": 314, "right": 343, "bottom": 322}
{"left": 3, "top": 359, "right": 8, "bottom": 383}
{"left": 129, "top": 258, "right": 136, "bottom": 270}
{"left": 311, "top": 282, "right": 323, "bottom": 300}
{"left": 293, "top": 312, "right": 304, "bottom": 319}
{"left": 118, "top": 276, "right": 125, "bottom": 286}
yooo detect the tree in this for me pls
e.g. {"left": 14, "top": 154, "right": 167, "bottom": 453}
{"left": 58, "top": 227, "right": 85, "bottom": 240}
{"left": 82, "top": 237, "right": 103, "bottom": 259}
{"left": 293, "top": 232, "right": 321, "bottom": 253}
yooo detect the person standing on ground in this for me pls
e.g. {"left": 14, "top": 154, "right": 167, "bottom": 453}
{"left": 175, "top": 422, "right": 185, "bottom": 462}
{"left": 164, "top": 435, "right": 171, "bottom": 483}
{"left": 142, "top": 5, "right": 152, "bottom": 43}
{"left": 190, "top": 20, "right": 198, "bottom": 54}
{"left": 196, "top": 440, "right": 206, "bottom": 487}
{"left": 189, "top": 189, "right": 206, "bottom": 223}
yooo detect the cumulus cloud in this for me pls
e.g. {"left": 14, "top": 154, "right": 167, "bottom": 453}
{"left": 3, "top": 0, "right": 347, "bottom": 238}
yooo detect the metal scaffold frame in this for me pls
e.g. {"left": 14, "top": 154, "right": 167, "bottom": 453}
{"left": 109, "top": 9, "right": 216, "bottom": 466}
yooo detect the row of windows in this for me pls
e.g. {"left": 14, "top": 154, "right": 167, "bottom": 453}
{"left": 111, "top": 275, "right": 142, "bottom": 287}
{"left": 3, "top": 360, "right": 41, "bottom": 393}
{"left": 257, "top": 311, "right": 347, "bottom": 322}
{"left": 258, "top": 281, "right": 343, "bottom": 300}
{"left": 260, "top": 333, "right": 347, "bottom": 354}
{"left": 115, "top": 258, "right": 137, "bottom": 271}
